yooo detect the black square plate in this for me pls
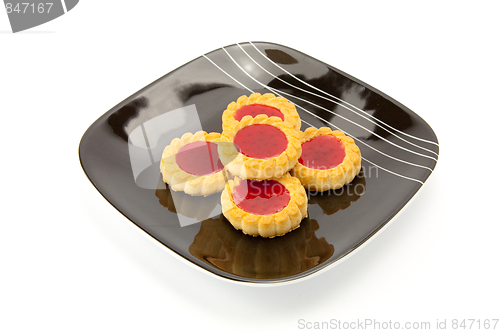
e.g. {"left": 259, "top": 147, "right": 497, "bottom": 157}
{"left": 79, "top": 42, "right": 439, "bottom": 285}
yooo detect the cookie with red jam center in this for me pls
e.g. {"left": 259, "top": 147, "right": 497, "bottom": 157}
{"left": 291, "top": 127, "right": 362, "bottom": 191}
{"left": 176, "top": 141, "right": 224, "bottom": 176}
{"left": 160, "top": 131, "right": 228, "bottom": 196}
{"left": 232, "top": 179, "right": 290, "bottom": 215}
{"left": 222, "top": 93, "right": 301, "bottom": 132}
{"left": 219, "top": 115, "right": 302, "bottom": 180}
{"left": 221, "top": 174, "right": 308, "bottom": 238}
{"left": 233, "top": 124, "right": 288, "bottom": 159}
{"left": 299, "top": 135, "right": 346, "bottom": 170}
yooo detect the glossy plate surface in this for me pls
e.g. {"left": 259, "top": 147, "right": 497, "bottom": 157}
{"left": 79, "top": 42, "right": 439, "bottom": 284}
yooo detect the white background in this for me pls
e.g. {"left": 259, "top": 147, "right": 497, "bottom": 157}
{"left": 1, "top": 1, "right": 499, "bottom": 332}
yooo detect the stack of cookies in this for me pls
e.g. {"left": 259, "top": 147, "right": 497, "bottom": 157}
{"left": 160, "top": 93, "right": 361, "bottom": 238}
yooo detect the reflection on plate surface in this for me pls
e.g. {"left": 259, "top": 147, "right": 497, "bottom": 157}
{"left": 308, "top": 168, "right": 367, "bottom": 215}
{"left": 156, "top": 176, "right": 222, "bottom": 226}
{"left": 79, "top": 41, "right": 439, "bottom": 284}
{"left": 189, "top": 217, "right": 334, "bottom": 280}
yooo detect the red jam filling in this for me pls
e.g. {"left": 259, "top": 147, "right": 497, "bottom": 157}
{"left": 176, "top": 141, "right": 224, "bottom": 176}
{"left": 234, "top": 104, "right": 285, "bottom": 121}
{"left": 232, "top": 179, "right": 290, "bottom": 215}
{"left": 233, "top": 124, "right": 288, "bottom": 159}
{"left": 299, "top": 135, "right": 346, "bottom": 169}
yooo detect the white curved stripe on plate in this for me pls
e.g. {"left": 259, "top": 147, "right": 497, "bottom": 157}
{"left": 237, "top": 43, "right": 438, "bottom": 157}
{"left": 223, "top": 47, "right": 437, "bottom": 163}
{"left": 362, "top": 157, "right": 424, "bottom": 185}
{"left": 221, "top": 47, "right": 435, "bottom": 171}
{"left": 202, "top": 54, "right": 428, "bottom": 184}
{"left": 248, "top": 41, "right": 439, "bottom": 147}
{"left": 202, "top": 55, "right": 255, "bottom": 93}
{"left": 265, "top": 85, "right": 433, "bottom": 172}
